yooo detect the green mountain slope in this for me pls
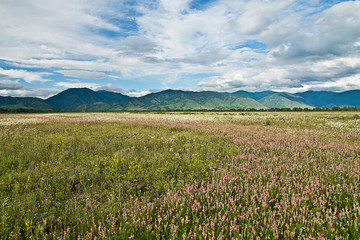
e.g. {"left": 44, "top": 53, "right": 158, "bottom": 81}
{"left": 0, "top": 96, "right": 53, "bottom": 110}
{"left": 45, "top": 88, "right": 129, "bottom": 111}
{"left": 118, "top": 90, "right": 267, "bottom": 110}
{"left": 295, "top": 90, "right": 360, "bottom": 108}
{"left": 3, "top": 88, "right": 360, "bottom": 111}
{"left": 229, "top": 90, "right": 276, "bottom": 100}
{"left": 258, "top": 93, "right": 312, "bottom": 109}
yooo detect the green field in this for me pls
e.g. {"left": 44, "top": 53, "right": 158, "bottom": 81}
{"left": 1, "top": 112, "right": 360, "bottom": 239}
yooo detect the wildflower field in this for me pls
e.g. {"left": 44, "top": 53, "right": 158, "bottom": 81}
{"left": 1, "top": 112, "right": 360, "bottom": 239}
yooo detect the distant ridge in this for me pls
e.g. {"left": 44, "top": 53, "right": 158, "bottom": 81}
{"left": 1, "top": 88, "right": 360, "bottom": 111}
{"left": 258, "top": 92, "right": 312, "bottom": 109}
{"left": 295, "top": 90, "right": 360, "bottom": 108}
{"left": 45, "top": 88, "right": 129, "bottom": 111}
{"left": 0, "top": 96, "right": 52, "bottom": 110}
{"left": 117, "top": 89, "right": 266, "bottom": 110}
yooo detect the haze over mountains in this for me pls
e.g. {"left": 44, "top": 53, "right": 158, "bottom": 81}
{"left": 1, "top": 88, "right": 360, "bottom": 111}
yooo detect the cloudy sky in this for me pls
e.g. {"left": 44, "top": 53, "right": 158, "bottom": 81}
{"left": 1, "top": 0, "right": 360, "bottom": 98}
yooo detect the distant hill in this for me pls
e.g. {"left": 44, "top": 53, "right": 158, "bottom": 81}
{"left": 295, "top": 90, "right": 360, "bottom": 108}
{"left": 45, "top": 88, "right": 129, "bottom": 111}
{"left": 258, "top": 92, "right": 312, "bottom": 109}
{"left": 1, "top": 88, "right": 360, "bottom": 111}
{"left": 0, "top": 96, "right": 52, "bottom": 110}
{"left": 227, "top": 90, "right": 360, "bottom": 108}
{"left": 117, "top": 89, "right": 267, "bottom": 110}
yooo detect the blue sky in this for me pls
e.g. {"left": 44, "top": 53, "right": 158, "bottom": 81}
{"left": 0, "top": 0, "right": 360, "bottom": 98}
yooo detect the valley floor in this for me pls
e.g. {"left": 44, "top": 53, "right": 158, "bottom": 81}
{"left": 1, "top": 112, "right": 360, "bottom": 239}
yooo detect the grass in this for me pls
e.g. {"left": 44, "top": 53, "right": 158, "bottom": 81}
{"left": 0, "top": 112, "right": 360, "bottom": 239}
{"left": 0, "top": 121, "right": 240, "bottom": 239}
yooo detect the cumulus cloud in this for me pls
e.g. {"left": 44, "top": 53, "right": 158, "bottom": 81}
{"left": 120, "top": 36, "right": 158, "bottom": 55}
{"left": 0, "top": 80, "right": 60, "bottom": 98}
{"left": 137, "top": 2, "right": 237, "bottom": 60}
{"left": 54, "top": 81, "right": 100, "bottom": 89}
{"left": 57, "top": 70, "right": 107, "bottom": 79}
{"left": 0, "top": 0, "right": 120, "bottom": 55}
{"left": 261, "top": 1, "right": 360, "bottom": 57}
{"left": 199, "top": 1, "right": 360, "bottom": 92}
{"left": 159, "top": 0, "right": 192, "bottom": 13}
{"left": 126, "top": 90, "right": 151, "bottom": 97}
{"left": 96, "top": 84, "right": 153, "bottom": 97}
{"left": 199, "top": 53, "right": 360, "bottom": 93}
{"left": 234, "top": 0, "right": 292, "bottom": 35}
{"left": 0, "top": 73, "right": 9, "bottom": 78}
{"left": 96, "top": 84, "right": 127, "bottom": 94}
{"left": 0, "top": 68, "right": 51, "bottom": 83}
{"left": 1, "top": 0, "right": 360, "bottom": 95}
{"left": 0, "top": 80, "right": 25, "bottom": 90}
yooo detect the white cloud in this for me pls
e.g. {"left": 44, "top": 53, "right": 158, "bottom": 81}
{"left": 0, "top": 0, "right": 120, "bottom": 60}
{"left": 159, "top": 0, "right": 191, "bottom": 13}
{"left": 1, "top": 0, "right": 360, "bottom": 95}
{"left": 199, "top": 53, "right": 360, "bottom": 93}
{"left": 261, "top": 1, "right": 360, "bottom": 56}
{"left": 120, "top": 36, "right": 158, "bottom": 54}
{"left": 54, "top": 81, "right": 100, "bottom": 89}
{"left": 0, "top": 68, "right": 51, "bottom": 83}
{"left": 0, "top": 80, "right": 59, "bottom": 98}
{"left": 96, "top": 84, "right": 153, "bottom": 97}
{"left": 96, "top": 84, "right": 127, "bottom": 94}
{"left": 136, "top": 1, "right": 239, "bottom": 59}
{"left": 234, "top": 0, "right": 292, "bottom": 35}
{"left": 126, "top": 90, "right": 151, "bottom": 97}
{"left": 11, "top": 58, "right": 114, "bottom": 72}
{"left": 0, "top": 80, "right": 25, "bottom": 90}
{"left": 57, "top": 70, "right": 107, "bottom": 79}
{"left": 0, "top": 0, "right": 274, "bottom": 86}
{"left": 198, "top": 1, "right": 360, "bottom": 92}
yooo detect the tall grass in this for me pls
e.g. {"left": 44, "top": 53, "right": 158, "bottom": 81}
{"left": 1, "top": 112, "right": 360, "bottom": 239}
{"left": 0, "top": 122, "right": 239, "bottom": 239}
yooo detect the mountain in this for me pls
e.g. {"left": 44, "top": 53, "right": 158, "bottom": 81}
{"left": 229, "top": 90, "right": 276, "bottom": 100}
{"left": 0, "top": 96, "right": 52, "bottom": 110}
{"left": 2, "top": 88, "right": 360, "bottom": 111}
{"left": 96, "top": 90, "right": 131, "bottom": 102}
{"left": 258, "top": 92, "right": 312, "bottom": 109}
{"left": 117, "top": 89, "right": 267, "bottom": 110}
{"left": 228, "top": 90, "right": 360, "bottom": 108}
{"left": 295, "top": 90, "right": 360, "bottom": 108}
{"left": 45, "top": 88, "right": 129, "bottom": 111}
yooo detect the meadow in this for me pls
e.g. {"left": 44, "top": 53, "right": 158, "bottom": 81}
{"left": 0, "top": 112, "right": 360, "bottom": 239}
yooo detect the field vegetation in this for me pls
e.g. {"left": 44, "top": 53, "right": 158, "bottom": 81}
{"left": 1, "top": 112, "right": 360, "bottom": 239}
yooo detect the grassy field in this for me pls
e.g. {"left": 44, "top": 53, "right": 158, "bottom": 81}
{"left": 1, "top": 112, "right": 360, "bottom": 239}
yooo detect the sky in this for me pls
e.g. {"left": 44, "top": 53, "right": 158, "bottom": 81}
{"left": 0, "top": 0, "right": 360, "bottom": 98}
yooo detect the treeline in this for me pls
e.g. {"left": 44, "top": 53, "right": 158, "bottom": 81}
{"left": 150, "top": 106, "right": 360, "bottom": 112}
{"left": 264, "top": 106, "right": 360, "bottom": 112}
{"left": 1, "top": 106, "right": 360, "bottom": 114}
{"left": 0, "top": 108, "right": 57, "bottom": 113}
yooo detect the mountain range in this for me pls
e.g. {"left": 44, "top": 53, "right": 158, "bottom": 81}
{"left": 1, "top": 88, "right": 360, "bottom": 111}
